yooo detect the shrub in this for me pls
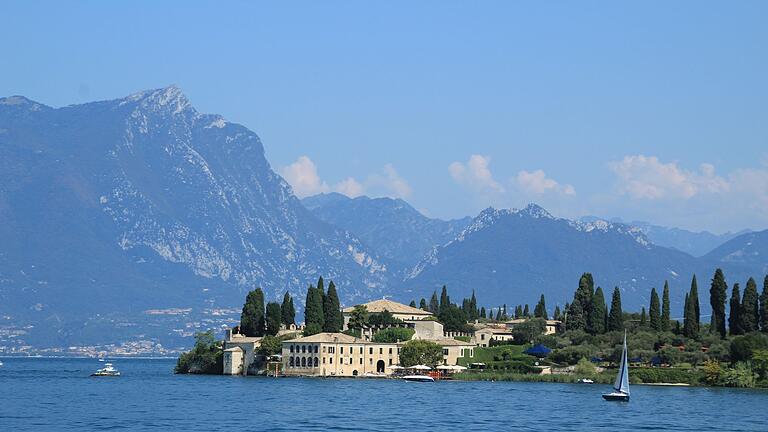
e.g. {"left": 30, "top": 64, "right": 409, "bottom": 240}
{"left": 730, "top": 333, "right": 768, "bottom": 363}
{"left": 175, "top": 331, "right": 223, "bottom": 374}
{"left": 629, "top": 367, "right": 701, "bottom": 385}
{"left": 399, "top": 340, "right": 443, "bottom": 367}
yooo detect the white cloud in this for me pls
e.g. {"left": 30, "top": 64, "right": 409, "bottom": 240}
{"left": 516, "top": 169, "right": 576, "bottom": 196}
{"left": 609, "top": 155, "right": 729, "bottom": 200}
{"left": 334, "top": 177, "right": 365, "bottom": 198}
{"left": 280, "top": 156, "right": 412, "bottom": 199}
{"left": 448, "top": 155, "right": 505, "bottom": 193}
{"left": 279, "top": 156, "right": 329, "bottom": 198}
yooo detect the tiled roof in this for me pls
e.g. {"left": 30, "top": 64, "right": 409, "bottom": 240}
{"left": 342, "top": 299, "right": 433, "bottom": 315}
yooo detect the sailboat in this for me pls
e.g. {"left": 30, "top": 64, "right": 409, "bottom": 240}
{"left": 602, "top": 331, "right": 630, "bottom": 402}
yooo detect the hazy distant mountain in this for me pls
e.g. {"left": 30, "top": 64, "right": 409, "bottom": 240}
{"left": 404, "top": 204, "right": 703, "bottom": 310}
{"left": 0, "top": 87, "right": 389, "bottom": 348}
{"left": 703, "top": 230, "right": 768, "bottom": 272}
{"left": 580, "top": 216, "right": 746, "bottom": 257}
{"left": 302, "top": 193, "right": 471, "bottom": 268}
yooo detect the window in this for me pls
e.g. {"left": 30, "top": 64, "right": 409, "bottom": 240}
{"left": 330, "top": 357, "right": 333, "bottom": 364}
{"left": 359, "top": 358, "right": 363, "bottom": 365}
{"left": 290, "top": 345, "right": 295, "bottom": 353}
{"left": 369, "top": 358, "right": 373, "bottom": 365}
{"left": 379, "top": 348, "right": 383, "bottom": 354}
{"left": 314, "top": 346, "right": 318, "bottom": 353}
{"left": 359, "top": 347, "right": 363, "bottom": 354}
{"left": 388, "top": 348, "right": 392, "bottom": 355}
{"left": 301, "top": 345, "right": 306, "bottom": 353}
{"left": 314, "top": 357, "right": 319, "bottom": 367}
{"left": 328, "top": 347, "right": 335, "bottom": 354}
{"left": 289, "top": 357, "right": 294, "bottom": 367}
{"left": 323, "top": 357, "right": 326, "bottom": 364}
{"left": 341, "top": 347, "right": 344, "bottom": 354}
{"left": 443, "top": 348, "right": 449, "bottom": 356}
{"left": 301, "top": 357, "right": 306, "bottom": 367}
{"left": 389, "top": 359, "right": 392, "bottom": 365}
{"left": 369, "top": 347, "right": 373, "bottom": 355}
{"left": 481, "top": 334, "right": 485, "bottom": 340}
{"left": 460, "top": 349, "right": 464, "bottom": 357}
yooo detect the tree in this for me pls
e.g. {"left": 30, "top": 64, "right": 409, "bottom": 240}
{"left": 469, "top": 290, "right": 478, "bottom": 320}
{"left": 257, "top": 335, "right": 283, "bottom": 356}
{"left": 649, "top": 287, "right": 661, "bottom": 332}
{"left": 741, "top": 277, "right": 760, "bottom": 333}
{"left": 175, "top": 330, "right": 222, "bottom": 374}
{"left": 710, "top": 268, "right": 728, "bottom": 338}
{"left": 607, "top": 287, "right": 624, "bottom": 331}
{"left": 639, "top": 307, "right": 647, "bottom": 327}
{"left": 588, "top": 287, "right": 606, "bottom": 334}
{"left": 304, "top": 284, "right": 325, "bottom": 330}
{"left": 762, "top": 275, "right": 768, "bottom": 332}
{"left": 439, "top": 285, "right": 450, "bottom": 315}
{"left": 419, "top": 298, "right": 427, "bottom": 311}
{"left": 347, "top": 305, "right": 369, "bottom": 330}
{"left": 281, "top": 292, "right": 295, "bottom": 326}
{"left": 553, "top": 305, "right": 562, "bottom": 321}
{"left": 567, "top": 300, "right": 586, "bottom": 331}
{"left": 495, "top": 307, "right": 502, "bottom": 321}
{"left": 661, "top": 281, "right": 671, "bottom": 332}
{"left": 265, "top": 302, "right": 282, "bottom": 336}
{"left": 240, "top": 288, "right": 265, "bottom": 337}
{"left": 501, "top": 304, "right": 509, "bottom": 320}
{"left": 683, "top": 292, "right": 695, "bottom": 338}
{"left": 729, "top": 283, "right": 743, "bottom": 336}
{"left": 480, "top": 306, "right": 486, "bottom": 319}
{"left": 398, "top": 340, "right": 444, "bottom": 367}
{"left": 690, "top": 275, "right": 701, "bottom": 335}
{"left": 409, "top": 300, "right": 417, "bottom": 308}
{"left": 534, "top": 294, "right": 548, "bottom": 319}
{"left": 438, "top": 304, "right": 471, "bottom": 333}
{"left": 429, "top": 291, "right": 439, "bottom": 313}
{"left": 372, "top": 327, "right": 415, "bottom": 343}
{"left": 514, "top": 305, "right": 522, "bottom": 319}
{"left": 569, "top": 273, "right": 594, "bottom": 331}
{"left": 523, "top": 304, "right": 530, "bottom": 318}
{"left": 323, "top": 281, "right": 343, "bottom": 332}
{"left": 511, "top": 318, "right": 546, "bottom": 343}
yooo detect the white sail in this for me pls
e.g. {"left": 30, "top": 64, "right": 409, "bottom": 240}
{"left": 613, "top": 331, "right": 630, "bottom": 394}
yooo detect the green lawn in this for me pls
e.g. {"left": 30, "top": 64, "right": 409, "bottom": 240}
{"left": 459, "top": 344, "right": 530, "bottom": 366}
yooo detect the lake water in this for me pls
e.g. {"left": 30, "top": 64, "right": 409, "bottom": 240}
{"left": 1, "top": 357, "right": 766, "bottom": 431}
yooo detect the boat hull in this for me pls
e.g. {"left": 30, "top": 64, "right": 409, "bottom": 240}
{"left": 403, "top": 375, "right": 434, "bottom": 382}
{"left": 602, "top": 392, "right": 629, "bottom": 402}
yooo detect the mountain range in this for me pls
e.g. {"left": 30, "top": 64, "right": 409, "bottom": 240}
{"left": 1, "top": 87, "right": 766, "bottom": 350}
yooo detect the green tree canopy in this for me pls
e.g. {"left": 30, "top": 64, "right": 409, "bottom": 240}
{"left": 710, "top": 268, "right": 728, "bottom": 338}
{"left": 639, "top": 306, "right": 647, "bottom": 327}
{"left": 690, "top": 275, "right": 701, "bottom": 334}
{"left": 175, "top": 330, "right": 222, "bottom": 374}
{"left": 281, "top": 292, "right": 295, "bottom": 326}
{"left": 649, "top": 287, "right": 661, "bottom": 332}
{"left": 511, "top": 318, "right": 546, "bottom": 343}
{"left": 304, "top": 283, "right": 325, "bottom": 330}
{"left": 534, "top": 294, "right": 548, "bottom": 319}
{"left": 240, "top": 288, "right": 266, "bottom": 337}
{"left": 661, "top": 281, "right": 671, "bottom": 332}
{"left": 409, "top": 300, "right": 417, "bottom": 308}
{"left": 589, "top": 287, "right": 606, "bottom": 334}
{"left": 372, "top": 327, "right": 415, "bottom": 343}
{"left": 398, "top": 340, "right": 444, "bottom": 367}
{"left": 607, "top": 287, "right": 623, "bottom": 332}
{"left": 439, "top": 304, "right": 471, "bottom": 333}
{"left": 729, "top": 283, "right": 743, "bottom": 336}
{"left": 741, "top": 277, "right": 760, "bottom": 333}
{"left": 265, "top": 302, "right": 282, "bottom": 336}
{"left": 323, "top": 281, "right": 343, "bottom": 332}
{"left": 419, "top": 298, "right": 427, "bottom": 311}
{"left": 429, "top": 291, "right": 439, "bottom": 313}
{"left": 369, "top": 309, "right": 403, "bottom": 327}
{"left": 347, "top": 305, "right": 369, "bottom": 330}
{"left": 439, "top": 285, "right": 450, "bottom": 315}
{"left": 761, "top": 275, "right": 768, "bottom": 332}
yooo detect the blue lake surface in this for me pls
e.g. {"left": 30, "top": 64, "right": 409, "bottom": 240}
{"left": 1, "top": 357, "right": 767, "bottom": 431}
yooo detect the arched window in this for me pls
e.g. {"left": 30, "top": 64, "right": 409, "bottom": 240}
{"left": 314, "top": 357, "right": 319, "bottom": 367}
{"left": 290, "top": 345, "right": 294, "bottom": 353}
{"left": 314, "top": 345, "right": 319, "bottom": 353}
{"left": 289, "top": 357, "right": 294, "bottom": 367}
{"left": 301, "top": 357, "right": 306, "bottom": 367}
{"left": 302, "top": 345, "right": 306, "bottom": 353}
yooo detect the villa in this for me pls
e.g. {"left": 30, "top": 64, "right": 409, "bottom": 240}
{"left": 342, "top": 299, "right": 433, "bottom": 330}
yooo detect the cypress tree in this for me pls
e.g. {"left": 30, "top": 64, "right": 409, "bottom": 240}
{"left": 419, "top": 298, "right": 427, "bottom": 311}
{"left": 567, "top": 301, "right": 586, "bottom": 331}
{"left": 729, "top": 283, "right": 743, "bottom": 336}
{"left": 690, "top": 275, "right": 700, "bottom": 335}
{"left": 281, "top": 292, "right": 295, "bottom": 326}
{"left": 607, "top": 287, "right": 623, "bottom": 331}
{"left": 439, "top": 285, "right": 450, "bottom": 314}
{"left": 323, "top": 281, "right": 343, "bottom": 332}
{"left": 409, "top": 300, "right": 417, "bottom": 308}
{"left": 501, "top": 304, "right": 509, "bottom": 320}
{"left": 649, "top": 288, "right": 661, "bottom": 332}
{"left": 480, "top": 306, "right": 486, "bottom": 319}
{"left": 240, "top": 288, "right": 265, "bottom": 337}
{"left": 266, "top": 302, "right": 282, "bottom": 336}
{"left": 429, "top": 291, "right": 439, "bottom": 313}
{"left": 523, "top": 304, "right": 530, "bottom": 317}
{"left": 710, "top": 269, "right": 728, "bottom": 338}
{"left": 589, "top": 287, "right": 607, "bottom": 334}
{"left": 640, "top": 307, "right": 647, "bottom": 327}
{"left": 741, "top": 277, "right": 759, "bottom": 333}
{"left": 761, "top": 275, "right": 768, "bottom": 332}
{"left": 495, "top": 307, "right": 502, "bottom": 321}
{"left": 304, "top": 284, "right": 325, "bottom": 330}
{"left": 534, "top": 294, "right": 548, "bottom": 319}
{"left": 569, "top": 273, "right": 594, "bottom": 332}
{"left": 470, "top": 290, "right": 478, "bottom": 320}
{"left": 661, "top": 281, "right": 671, "bottom": 332}
{"left": 553, "top": 305, "right": 562, "bottom": 321}
{"left": 683, "top": 292, "right": 695, "bottom": 338}
{"left": 514, "top": 305, "right": 522, "bottom": 319}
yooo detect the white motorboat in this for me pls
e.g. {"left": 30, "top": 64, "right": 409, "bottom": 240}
{"left": 577, "top": 378, "right": 594, "bottom": 384}
{"left": 403, "top": 375, "right": 434, "bottom": 382}
{"left": 91, "top": 363, "right": 120, "bottom": 377}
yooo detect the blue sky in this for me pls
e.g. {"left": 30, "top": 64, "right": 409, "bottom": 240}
{"left": 2, "top": 1, "right": 767, "bottom": 232}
